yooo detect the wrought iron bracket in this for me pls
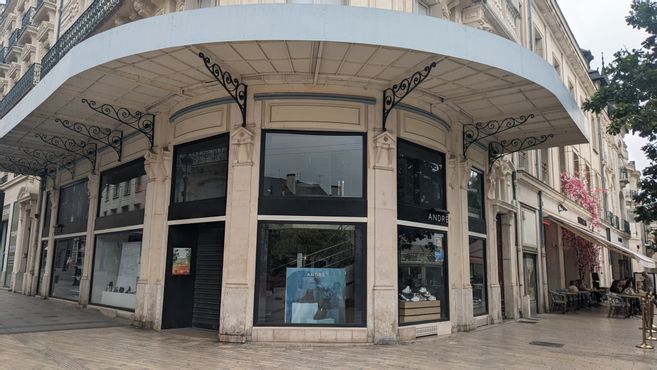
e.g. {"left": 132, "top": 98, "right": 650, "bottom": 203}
{"left": 81, "top": 99, "right": 154, "bottom": 149}
{"left": 0, "top": 155, "right": 55, "bottom": 178}
{"left": 20, "top": 147, "right": 75, "bottom": 177}
{"left": 34, "top": 133, "right": 98, "bottom": 173}
{"left": 488, "top": 134, "right": 554, "bottom": 169}
{"left": 56, "top": 118, "right": 123, "bottom": 161}
{"left": 198, "top": 52, "right": 248, "bottom": 127}
{"left": 463, "top": 114, "right": 535, "bottom": 158}
{"left": 382, "top": 61, "right": 439, "bottom": 131}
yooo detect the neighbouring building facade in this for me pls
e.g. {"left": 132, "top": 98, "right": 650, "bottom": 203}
{"left": 0, "top": 0, "right": 655, "bottom": 344}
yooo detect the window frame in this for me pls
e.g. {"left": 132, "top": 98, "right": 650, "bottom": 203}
{"left": 253, "top": 220, "right": 368, "bottom": 327}
{"left": 169, "top": 133, "right": 230, "bottom": 220}
{"left": 396, "top": 138, "right": 448, "bottom": 226}
{"left": 258, "top": 130, "right": 367, "bottom": 217}
{"left": 95, "top": 158, "right": 147, "bottom": 231}
{"left": 56, "top": 179, "right": 90, "bottom": 235}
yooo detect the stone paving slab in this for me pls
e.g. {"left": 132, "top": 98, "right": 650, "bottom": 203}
{"left": 1, "top": 289, "right": 657, "bottom": 369}
{"left": 0, "top": 289, "right": 124, "bottom": 335}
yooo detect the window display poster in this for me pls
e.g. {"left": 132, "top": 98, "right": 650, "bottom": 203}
{"left": 117, "top": 242, "right": 141, "bottom": 291}
{"left": 285, "top": 268, "right": 346, "bottom": 324}
{"left": 172, "top": 247, "right": 191, "bottom": 276}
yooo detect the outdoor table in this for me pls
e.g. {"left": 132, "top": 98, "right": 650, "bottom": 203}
{"left": 621, "top": 294, "right": 641, "bottom": 317}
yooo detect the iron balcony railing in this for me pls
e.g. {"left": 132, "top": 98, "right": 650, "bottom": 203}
{"left": 0, "top": 63, "right": 41, "bottom": 118}
{"left": 21, "top": 7, "right": 35, "bottom": 29}
{"left": 36, "top": 0, "right": 57, "bottom": 12}
{"left": 7, "top": 28, "right": 21, "bottom": 51}
{"left": 624, "top": 220, "right": 631, "bottom": 234}
{"left": 41, "top": 0, "right": 123, "bottom": 76}
{"left": 0, "top": 47, "right": 6, "bottom": 64}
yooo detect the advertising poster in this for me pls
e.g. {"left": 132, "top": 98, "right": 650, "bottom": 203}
{"left": 172, "top": 247, "right": 191, "bottom": 276}
{"left": 285, "top": 268, "right": 346, "bottom": 324}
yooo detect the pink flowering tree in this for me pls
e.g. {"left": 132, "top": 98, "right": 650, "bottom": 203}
{"left": 560, "top": 172, "right": 603, "bottom": 230}
{"left": 562, "top": 228, "right": 601, "bottom": 280}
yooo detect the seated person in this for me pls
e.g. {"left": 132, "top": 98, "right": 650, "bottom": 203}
{"left": 567, "top": 280, "right": 579, "bottom": 293}
{"left": 610, "top": 280, "right": 622, "bottom": 293}
{"left": 622, "top": 278, "right": 641, "bottom": 316}
{"left": 576, "top": 279, "right": 589, "bottom": 291}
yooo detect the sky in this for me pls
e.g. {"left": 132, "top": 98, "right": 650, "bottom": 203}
{"left": 556, "top": 0, "right": 651, "bottom": 172}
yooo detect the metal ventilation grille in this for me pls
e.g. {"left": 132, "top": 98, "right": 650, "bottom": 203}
{"left": 415, "top": 324, "right": 438, "bottom": 337}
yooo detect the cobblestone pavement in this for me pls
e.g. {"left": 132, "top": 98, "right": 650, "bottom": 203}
{"left": 1, "top": 290, "right": 656, "bottom": 369}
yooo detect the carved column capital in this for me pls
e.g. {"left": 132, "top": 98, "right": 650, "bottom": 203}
{"left": 87, "top": 173, "right": 100, "bottom": 200}
{"left": 231, "top": 127, "right": 255, "bottom": 167}
{"left": 373, "top": 131, "right": 396, "bottom": 171}
{"left": 144, "top": 145, "right": 172, "bottom": 183}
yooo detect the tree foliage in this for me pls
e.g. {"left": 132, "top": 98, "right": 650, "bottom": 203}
{"left": 583, "top": 0, "right": 657, "bottom": 223}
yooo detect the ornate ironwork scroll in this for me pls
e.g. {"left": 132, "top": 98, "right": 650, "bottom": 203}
{"left": 463, "top": 114, "right": 535, "bottom": 157}
{"left": 198, "top": 52, "right": 248, "bottom": 127}
{"left": 21, "top": 147, "right": 75, "bottom": 176}
{"left": 488, "top": 134, "right": 554, "bottom": 169}
{"left": 56, "top": 118, "right": 123, "bottom": 161}
{"left": 0, "top": 154, "right": 55, "bottom": 178}
{"left": 382, "top": 61, "right": 438, "bottom": 131}
{"left": 81, "top": 98, "right": 154, "bottom": 148}
{"left": 34, "top": 133, "right": 97, "bottom": 172}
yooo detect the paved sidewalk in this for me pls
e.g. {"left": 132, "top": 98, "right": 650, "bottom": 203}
{"left": 1, "top": 289, "right": 656, "bottom": 369}
{"left": 0, "top": 289, "right": 124, "bottom": 335}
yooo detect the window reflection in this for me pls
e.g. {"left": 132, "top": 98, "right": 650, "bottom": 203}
{"left": 51, "top": 237, "right": 85, "bottom": 301}
{"left": 262, "top": 133, "right": 363, "bottom": 198}
{"left": 467, "top": 169, "right": 484, "bottom": 220}
{"left": 98, "top": 160, "right": 146, "bottom": 218}
{"left": 397, "top": 140, "right": 446, "bottom": 210}
{"left": 469, "top": 237, "right": 487, "bottom": 316}
{"left": 173, "top": 135, "right": 229, "bottom": 203}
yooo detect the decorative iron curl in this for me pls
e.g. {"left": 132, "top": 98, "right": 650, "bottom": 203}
{"left": 0, "top": 155, "right": 54, "bottom": 178}
{"left": 21, "top": 147, "right": 75, "bottom": 177}
{"left": 198, "top": 52, "right": 248, "bottom": 127}
{"left": 383, "top": 61, "right": 439, "bottom": 131}
{"left": 488, "top": 134, "right": 554, "bottom": 169}
{"left": 34, "top": 133, "right": 97, "bottom": 173}
{"left": 463, "top": 114, "right": 535, "bottom": 157}
{"left": 56, "top": 118, "right": 123, "bottom": 161}
{"left": 81, "top": 98, "right": 154, "bottom": 148}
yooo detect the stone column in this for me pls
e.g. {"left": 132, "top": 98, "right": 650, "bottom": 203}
{"left": 11, "top": 196, "right": 33, "bottom": 293}
{"left": 28, "top": 186, "right": 49, "bottom": 295}
{"left": 448, "top": 155, "right": 474, "bottom": 331}
{"left": 134, "top": 145, "right": 172, "bottom": 329}
{"left": 371, "top": 131, "right": 398, "bottom": 344}
{"left": 79, "top": 173, "right": 99, "bottom": 306}
{"left": 219, "top": 125, "right": 257, "bottom": 343}
{"left": 22, "top": 187, "right": 43, "bottom": 295}
{"left": 500, "top": 213, "right": 520, "bottom": 319}
{"left": 41, "top": 186, "right": 59, "bottom": 297}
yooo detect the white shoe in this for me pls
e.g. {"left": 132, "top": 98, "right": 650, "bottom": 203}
{"left": 402, "top": 286, "right": 412, "bottom": 294}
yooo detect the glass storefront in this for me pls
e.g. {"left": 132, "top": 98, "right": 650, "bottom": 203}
{"left": 51, "top": 237, "right": 86, "bottom": 300}
{"left": 37, "top": 240, "right": 48, "bottom": 293}
{"left": 4, "top": 202, "right": 19, "bottom": 287}
{"left": 469, "top": 237, "right": 487, "bottom": 316}
{"left": 91, "top": 231, "right": 143, "bottom": 310}
{"left": 254, "top": 223, "right": 366, "bottom": 326}
{"left": 262, "top": 132, "right": 363, "bottom": 198}
{"left": 397, "top": 140, "right": 446, "bottom": 211}
{"left": 57, "top": 181, "right": 89, "bottom": 235}
{"left": 172, "top": 135, "right": 229, "bottom": 204}
{"left": 398, "top": 226, "right": 448, "bottom": 324}
{"left": 98, "top": 159, "right": 147, "bottom": 219}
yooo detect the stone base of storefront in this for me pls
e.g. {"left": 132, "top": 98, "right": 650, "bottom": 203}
{"left": 87, "top": 305, "right": 136, "bottom": 322}
{"left": 250, "top": 327, "right": 369, "bottom": 344}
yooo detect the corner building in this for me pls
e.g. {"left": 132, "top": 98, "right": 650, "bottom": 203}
{"left": 0, "top": 0, "right": 653, "bottom": 344}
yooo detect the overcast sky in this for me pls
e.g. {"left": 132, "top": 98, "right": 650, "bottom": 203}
{"left": 556, "top": 0, "right": 650, "bottom": 172}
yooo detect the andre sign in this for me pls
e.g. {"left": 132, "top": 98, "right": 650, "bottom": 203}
{"left": 427, "top": 210, "right": 449, "bottom": 226}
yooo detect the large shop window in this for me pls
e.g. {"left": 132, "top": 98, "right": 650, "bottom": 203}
{"left": 254, "top": 223, "right": 366, "bottom": 326}
{"left": 42, "top": 192, "right": 51, "bottom": 238}
{"left": 91, "top": 231, "right": 142, "bottom": 310}
{"left": 56, "top": 181, "right": 90, "bottom": 235}
{"left": 97, "top": 159, "right": 147, "bottom": 230}
{"left": 469, "top": 237, "right": 488, "bottom": 316}
{"left": 467, "top": 169, "right": 485, "bottom": 233}
{"left": 397, "top": 139, "right": 446, "bottom": 224}
{"left": 3, "top": 203, "right": 19, "bottom": 287}
{"left": 398, "top": 226, "right": 448, "bottom": 324}
{"left": 260, "top": 132, "right": 366, "bottom": 216}
{"left": 50, "top": 237, "right": 86, "bottom": 301}
{"left": 170, "top": 134, "right": 229, "bottom": 220}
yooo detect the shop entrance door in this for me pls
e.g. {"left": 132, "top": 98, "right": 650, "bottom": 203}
{"left": 162, "top": 222, "right": 224, "bottom": 330}
{"left": 496, "top": 214, "right": 505, "bottom": 319}
{"left": 524, "top": 253, "right": 538, "bottom": 316}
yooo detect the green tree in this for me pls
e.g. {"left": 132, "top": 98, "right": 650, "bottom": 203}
{"left": 584, "top": 0, "right": 657, "bottom": 223}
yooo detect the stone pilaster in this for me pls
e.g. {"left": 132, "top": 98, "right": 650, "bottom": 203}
{"left": 79, "top": 173, "right": 99, "bottom": 306}
{"left": 371, "top": 131, "right": 398, "bottom": 344}
{"left": 41, "top": 186, "right": 59, "bottom": 297}
{"left": 134, "top": 145, "right": 172, "bottom": 329}
{"left": 28, "top": 187, "right": 49, "bottom": 296}
{"left": 219, "top": 126, "right": 257, "bottom": 343}
{"left": 22, "top": 187, "right": 44, "bottom": 295}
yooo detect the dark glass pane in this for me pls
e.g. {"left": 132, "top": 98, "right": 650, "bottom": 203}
{"left": 398, "top": 226, "right": 448, "bottom": 323}
{"left": 4, "top": 203, "right": 19, "bottom": 287}
{"left": 57, "top": 181, "right": 89, "bottom": 229}
{"left": 98, "top": 160, "right": 147, "bottom": 219}
{"left": 173, "top": 135, "right": 229, "bottom": 203}
{"left": 467, "top": 170, "right": 484, "bottom": 220}
{"left": 469, "top": 237, "right": 487, "bottom": 316}
{"left": 91, "top": 231, "right": 142, "bottom": 310}
{"left": 255, "top": 223, "right": 365, "bottom": 326}
{"left": 51, "top": 237, "right": 86, "bottom": 301}
{"left": 397, "top": 141, "right": 446, "bottom": 210}
{"left": 262, "top": 133, "right": 363, "bottom": 198}
{"left": 37, "top": 241, "right": 48, "bottom": 292}
{"left": 42, "top": 193, "right": 51, "bottom": 238}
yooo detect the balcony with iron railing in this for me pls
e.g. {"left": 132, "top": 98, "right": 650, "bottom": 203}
{"left": 35, "top": 0, "right": 57, "bottom": 20}
{"left": 21, "top": 7, "right": 35, "bottom": 29}
{"left": 619, "top": 169, "right": 630, "bottom": 185}
{"left": 7, "top": 28, "right": 21, "bottom": 51}
{"left": 0, "top": 63, "right": 40, "bottom": 117}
